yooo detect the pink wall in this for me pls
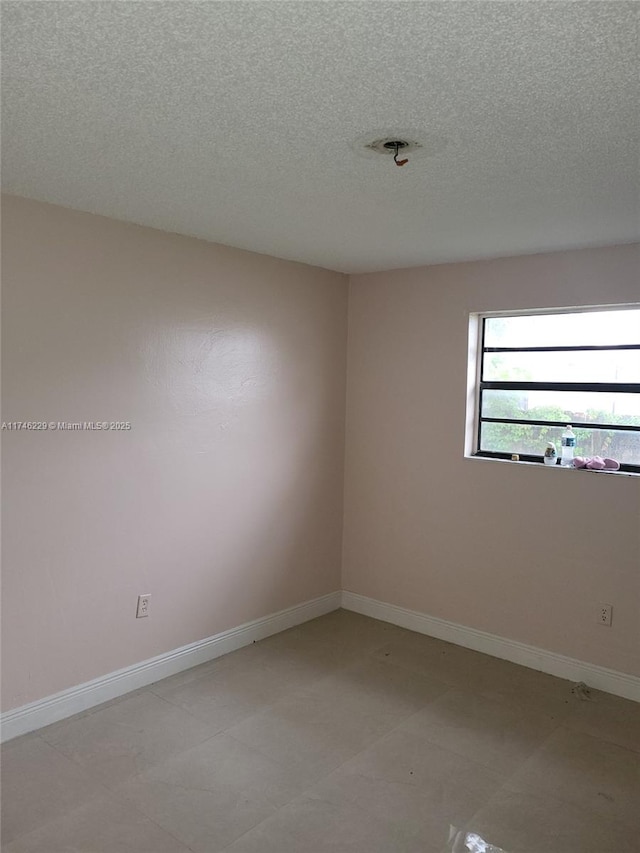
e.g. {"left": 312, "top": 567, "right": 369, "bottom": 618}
{"left": 1, "top": 196, "right": 348, "bottom": 710}
{"left": 344, "top": 245, "right": 640, "bottom": 677}
{"left": 3, "top": 197, "right": 638, "bottom": 714}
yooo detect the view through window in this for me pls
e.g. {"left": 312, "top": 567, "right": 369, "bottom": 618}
{"left": 475, "top": 307, "right": 640, "bottom": 472}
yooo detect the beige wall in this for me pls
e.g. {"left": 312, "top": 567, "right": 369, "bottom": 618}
{"left": 344, "top": 245, "right": 640, "bottom": 677}
{"left": 1, "top": 196, "right": 348, "bottom": 710}
{"left": 2, "top": 197, "right": 639, "bottom": 714}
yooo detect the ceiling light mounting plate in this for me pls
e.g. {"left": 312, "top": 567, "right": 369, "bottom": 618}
{"left": 350, "top": 130, "right": 449, "bottom": 161}
{"left": 382, "top": 140, "right": 409, "bottom": 151}
{"left": 366, "top": 136, "right": 421, "bottom": 156}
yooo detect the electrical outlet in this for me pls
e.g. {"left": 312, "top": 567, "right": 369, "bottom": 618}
{"left": 136, "top": 594, "right": 151, "bottom": 618}
{"left": 598, "top": 604, "right": 612, "bottom": 626}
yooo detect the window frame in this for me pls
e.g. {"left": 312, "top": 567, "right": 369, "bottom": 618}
{"left": 473, "top": 307, "right": 640, "bottom": 474}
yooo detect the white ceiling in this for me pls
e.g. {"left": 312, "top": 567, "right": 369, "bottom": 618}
{"left": 2, "top": 1, "right": 639, "bottom": 274}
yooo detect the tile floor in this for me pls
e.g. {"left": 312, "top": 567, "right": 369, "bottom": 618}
{"left": 2, "top": 610, "right": 639, "bottom": 852}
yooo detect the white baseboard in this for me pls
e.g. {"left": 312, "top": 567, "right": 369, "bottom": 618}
{"left": 4, "top": 587, "right": 637, "bottom": 743}
{"left": 0, "top": 591, "right": 342, "bottom": 743}
{"left": 341, "top": 591, "right": 640, "bottom": 704}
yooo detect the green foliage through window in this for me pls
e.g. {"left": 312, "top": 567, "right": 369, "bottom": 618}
{"left": 475, "top": 309, "right": 640, "bottom": 470}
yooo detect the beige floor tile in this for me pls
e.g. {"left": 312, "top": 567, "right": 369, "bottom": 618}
{"left": 148, "top": 641, "right": 294, "bottom": 697}
{"left": 4, "top": 613, "right": 638, "bottom": 853}
{"left": 462, "top": 781, "right": 640, "bottom": 853}
{"left": 115, "top": 732, "right": 300, "bottom": 853}
{"left": 151, "top": 638, "right": 340, "bottom": 729}
{"left": 308, "top": 728, "right": 505, "bottom": 852}
{"left": 0, "top": 736, "right": 107, "bottom": 845}
{"left": 146, "top": 658, "right": 231, "bottom": 695}
{"left": 150, "top": 658, "right": 290, "bottom": 730}
{"left": 223, "top": 695, "right": 367, "bottom": 790}
{"left": 0, "top": 733, "right": 40, "bottom": 754}
{"left": 2, "top": 793, "right": 193, "bottom": 852}
{"left": 375, "top": 628, "right": 579, "bottom": 719}
{"left": 509, "top": 726, "right": 640, "bottom": 830}
{"left": 141, "top": 610, "right": 410, "bottom": 698}
{"left": 305, "top": 657, "right": 449, "bottom": 718}
{"left": 373, "top": 633, "right": 498, "bottom": 691}
{"left": 38, "top": 690, "right": 217, "bottom": 788}
{"left": 564, "top": 688, "right": 640, "bottom": 753}
{"left": 287, "top": 609, "right": 413, "bottom": 653}
{"left": 255, "top": 626, "right": 372, "bottom": 675}
{"left": 473, "top": 656, "right": 579, "bottom": 718}
{"left": 222, "top": 791, "right": 427, "bottom": 853}
{"left": 398, "top": 687, "right": 564, "bottom": 775}
{"left": 226, "top": 658, "right": 447, "bottom": 789}
{"left": 256, "top": 610, "right": 414, "bottom": 677}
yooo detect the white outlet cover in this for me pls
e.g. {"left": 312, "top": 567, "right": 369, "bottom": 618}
{"left": 598, "top": 604, "right": 612, "bottom": 626}
{"left": 136, "top": 595, "right": 151, "bottom": 618}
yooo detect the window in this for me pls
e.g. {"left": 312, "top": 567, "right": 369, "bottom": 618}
{"left": 473, "top": 306, "right": 640, "bottom": 473}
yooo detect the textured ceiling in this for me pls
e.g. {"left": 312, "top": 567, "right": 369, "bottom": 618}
{"left": 2, "top": 1, "right": 639, "bottom": 273}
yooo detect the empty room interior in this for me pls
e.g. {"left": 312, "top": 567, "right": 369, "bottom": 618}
{"left": 1, "top": 2, "right": 639, "bottom": 852}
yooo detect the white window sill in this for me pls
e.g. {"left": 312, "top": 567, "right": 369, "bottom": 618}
{"left": 465, "top": 454, "right": 640, "bottom": 478}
